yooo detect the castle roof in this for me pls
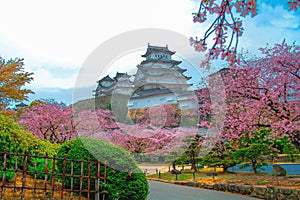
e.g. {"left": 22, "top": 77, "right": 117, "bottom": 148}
{"left": 140, "top": 59, "right": 181, "bottom": 65}
{"left": 142, "top": 44, "right": 175, "bottom": 57}
{"left": 15, "top": 102, "right": 28, "bottom": 108}
{"left": 131, "top": 87, "right": 173, "bottom": 99}
{"left": 114, "top": 72, "right": 131, "bottom": 80}
{"left": 97, "top": 75, "right": 114, "bottom": 83}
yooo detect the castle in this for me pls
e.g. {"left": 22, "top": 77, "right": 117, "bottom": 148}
{"left": 94, "top": 44, "right": 198, "bottom": 111}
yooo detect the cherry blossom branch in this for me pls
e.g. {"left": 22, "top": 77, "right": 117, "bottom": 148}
{"left": 191, "top": 0, "right": 299, "bottom": 67}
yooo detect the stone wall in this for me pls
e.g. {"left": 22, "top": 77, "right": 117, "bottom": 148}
{"left": 204, "top": 183, "right": 300, "bottom": 199}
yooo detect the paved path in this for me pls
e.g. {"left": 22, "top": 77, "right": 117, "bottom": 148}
{"left": 147, "top": 181, "right": 258, "bottom": 200}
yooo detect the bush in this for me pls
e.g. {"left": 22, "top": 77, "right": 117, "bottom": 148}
{"left": 34, "top": 139, "right": 60, "bottom": 157}
{"left": 28, "top": 158, "right": 54, "bottom": 180}
{"left": 0, "top": 170, "right": 14, "bottom": 182}
{"left": 0, "top": 114, "right": 60, "bottom": 172}
{"left": 56, "top": 138, "right": 149, "bottom": 200}
{"left": 0, "top": 114, "right": 36, "bottom": 169}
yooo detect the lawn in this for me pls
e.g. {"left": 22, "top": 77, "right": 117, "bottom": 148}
{"left": 147, "top": 170, "right": 300, "bottom": 190}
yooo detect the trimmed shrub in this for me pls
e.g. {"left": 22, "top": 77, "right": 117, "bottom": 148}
{"left": 0, "top": 170, "right": 14, "bottom": 182}
{"left": 28, "top": 158, "right": 54, "bottom": 180}
{"left": 0, "top": 114, "right": 37, "bottom": 170}
{"left": 56, "top": 138, "right": 149, "bottom": 200}
{"left": 0, "top": 114, "right": 60, "bottom": 180}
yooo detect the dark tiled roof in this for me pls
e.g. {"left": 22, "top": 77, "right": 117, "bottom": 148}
{"left": 97, "top": 75, "right": 114, "bottom": 83}
{"left": 16, "top": 102, "right": 27, "bottom": 107}
{"left": 142, "top": 44, "right": 175, "bottom": 57}
{"left": 114, "top": 72, "right": 131, "bottom": 80}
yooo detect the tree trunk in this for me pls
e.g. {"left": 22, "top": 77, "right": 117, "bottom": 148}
{"left": 223, "top": 166, "right": 228, "bottom": 173}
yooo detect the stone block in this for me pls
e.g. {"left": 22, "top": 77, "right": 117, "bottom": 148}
{"left": 272, "top": 164, "right": 286, "bottom": 176}
{"left": 239, "top": 185, "right": 253, "bottom": 195}
{"left": 228, "top": 184, "right": 240, "bottom": 193}
{"left": 186, "top": 182, "right": 195, "bottom": 187}
{"left": 278, "top": 187, "right": 293, "bottom": 195}
{"left": 204, "top": 184, "right": 214, "bottom": 189}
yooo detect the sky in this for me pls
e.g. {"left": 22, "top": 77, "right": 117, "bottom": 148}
{"left": 0, "top": 0, "right": 299, "bottom": 105}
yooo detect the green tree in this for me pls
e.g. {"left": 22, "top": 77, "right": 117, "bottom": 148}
{"left": 201, "top": 142, "right": 239, "bottom": 172}
{"left": 177, "top": 134, "right": 203, "bottom": 171}
{"left": 274, "top": 137, "right": 300, "bottom": 162}
{"left": 234, "top": 129, "right": 278, "bottom": 173}
{"left": 0, "top": 57, "right": 33, "bottom": 115}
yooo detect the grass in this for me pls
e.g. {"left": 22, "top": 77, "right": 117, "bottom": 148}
{"left": 148, "top": 171, "right": 270, "bottom": 182}
{"left": 255, "top": 181, "right": 269, "bottom": 185}
{"left": 147, "top": 170, "right": 300, "bottom": 189}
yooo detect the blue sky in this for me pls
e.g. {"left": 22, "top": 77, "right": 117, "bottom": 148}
{"left": 0, "top": 0, "right": 299, "bottom": 105}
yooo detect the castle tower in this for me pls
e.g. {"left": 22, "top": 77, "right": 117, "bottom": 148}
{"left": 112, "top": 72, "right": 134, "bottom": 96}
{"left": 128, "top": 44, "right": 196, "bottom": 110}
{"left": 94, "top": 75, "right": 115, "bottom": 97}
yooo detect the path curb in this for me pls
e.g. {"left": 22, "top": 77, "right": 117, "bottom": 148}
{"left": 147, "top": 178, "right": 300, "bottom": 199}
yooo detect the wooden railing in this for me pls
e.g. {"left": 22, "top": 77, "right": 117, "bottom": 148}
{"left": 0, "top": 151, "right": 107, "bottom": 199}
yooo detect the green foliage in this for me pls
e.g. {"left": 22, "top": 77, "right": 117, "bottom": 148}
{"left": 274, "top": 137, "right": 299, "bottom": 162}
{"left": 0, "top": 170, "right": 14, "bottom": 182}
{"left": 201, "top": 142, "right": 239, "bottom": 171}
{"left": 0, "top": 114, "right": 37, "bottom": 168}
{"left": 28, "top": 158, "right": 54, "bottom": 180}
{"left": 56, "top": 138, "right": 149, "bottom": 200}
{"left": 234, "top": 129, "right": 278, "bottom": 173}
{"left": 165, "top": 151, "right": 183, "bottom": 166}
{"left": 177, "top": 135, "right": 203, "bottom": 171}
{"left": 34, "top": 140, "right": 60, "bottom": 157}
{"left": 234, "top": 144, "right": 271, "bottom": 173}
{"left": 0, "top": 114, "right": 60, "bottom": 172}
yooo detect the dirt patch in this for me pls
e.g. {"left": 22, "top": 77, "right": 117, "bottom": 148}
{"left": 0, "top": 173, "right": 89, "bottom": 199}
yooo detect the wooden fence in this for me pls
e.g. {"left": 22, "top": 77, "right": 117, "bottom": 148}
{"left": 0, "top": 151, "right": 107, "bottom": 199}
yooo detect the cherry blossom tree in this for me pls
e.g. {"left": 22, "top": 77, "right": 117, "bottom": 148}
{"left": 199, "top": 41, "right": 300, "bottom": 149}
{"left": 136, "top": 104, "right": 180, "bottom": 128}
{"left": 231, "top": 41, "right": 300, "bottom": 148}
{"left": 74, "top": 108, "right": 201, "bottom": 160}
{"left": 19, "top": 101, "right": 77, "bottom": 144}
{"left": 191, "top": 0, "right": 300, "bottom": 66}
{"left": 74, "top": 109, "right": 101, "bottom": 137}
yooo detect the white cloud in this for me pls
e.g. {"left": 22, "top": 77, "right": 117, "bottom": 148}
{"left": 270, "top": 13, "right": 299, "bottom": 29}
{"left": 0, "top": 0, "right": 199, "bottom": 90}
{"left": 1, "top": 0, "right": 300, "bottom": 104}
{"left": 29, "top": 68, "right": 77, "bottom": 90}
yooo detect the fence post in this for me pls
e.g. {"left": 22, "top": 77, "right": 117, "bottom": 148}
{"left": 158, "top": 171, "right": 161, "bottom": 179}
{"left": 95, "top": 160, "right": 100, "bottom": 200}
{"left": 87, "top": 158, "right": 91, "bottom": 200}
{"left": 70, "top": 161, "right": 74, "bottom": 199}
{"left": 44, "top": 153, "right": 49, "bottom": 196}
{"left": 102, "top": 161, "right": 107, "bottom": 200}
{"left": 13, "top": 156, "right": 18, "bottom": 194}
{"left": 61, "top": 156, "right": 67, "bottom": 199}
{"left": 21, "top": 151, "right": 28, "bottom": 200}
{"left": 33, "top": 157, "right": 37, "bottom": 198}
{"left": 51, "top": 155, "right": 56, "bottom": 198}
{"left": 79, "top": 158, "right": 84, "bottom": 199}
{"left": 1, "top": 151, "right": 7, "bottom": 198}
